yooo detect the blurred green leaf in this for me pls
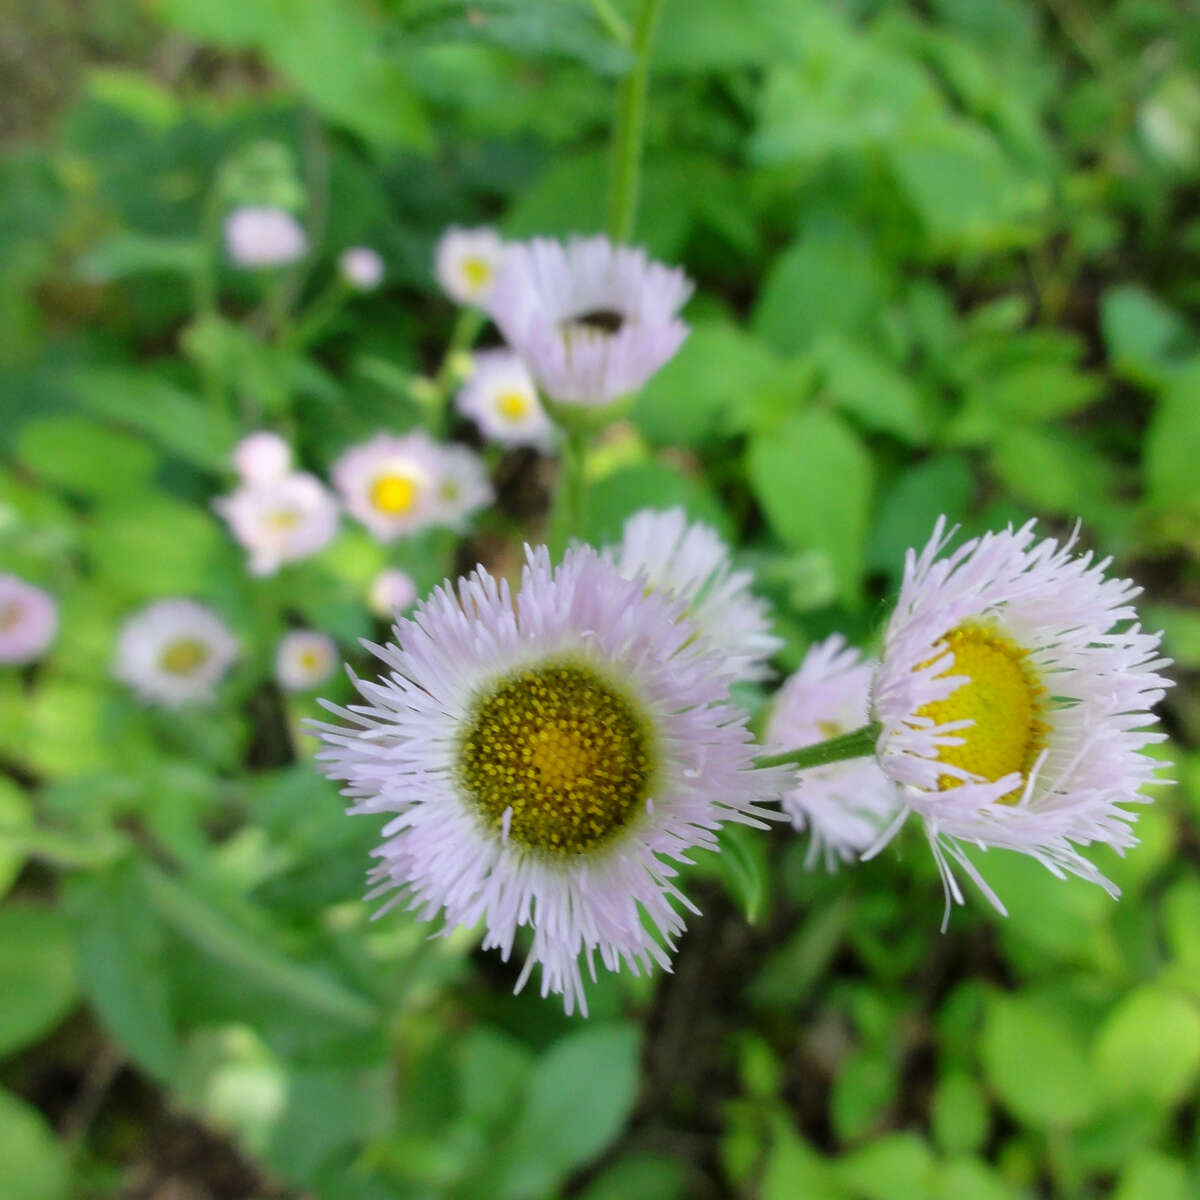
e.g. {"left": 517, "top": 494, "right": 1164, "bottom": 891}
{"left": 837, "top": 1132, "right": 936, "bottom": 1200}
{"left": 932, "top": 1070, "right": 989, "bottom": 1155}
{"left": 748, "top": 411, "right": 872, "bottom": 607}
{"left": 811, "top": 334, "right": 929, "bottom": 444}
{"left": 578, "top": 1153, "right": 687, "bottom": 1200}
{"left": 713, "top": 824, "right": 771, "bottom": 924}
{"left": 17, "top": 416, "right": 157, "bottom": 500}
{"left": 77, "top": 231, "right": 204, "bottom": 282}
{"left": 1113, "top": 1152, "right": 1193, "bottom": 1200}
{"left": 0, "top": 778, "right": 33, "bottom": 900}
{"left": 584, "top": 461, "right": 733, "bottom": 544}
{"left": 0, "top": 906, "right": 77, "bottom": 1057}
{"left": 1101, "top": 287, "right": 1198, "bottom": 388}
{"left": 1094, "top": 984, "right": 1200, "bottom": 1107}
{"left": 832, "top": 1049, "right": 898, "bottom": 1144}
{"left": 0, "top": 1088, "right": 70, "bottom": 1200}
{"left": 762, "top": 1117, "right": 844, "bottom": 1200}
{"left": 866, "top": 455, "right": 974, "bottom": 577}
{"left": 1144, "top": 365, "right": 1200, "bottom": 516}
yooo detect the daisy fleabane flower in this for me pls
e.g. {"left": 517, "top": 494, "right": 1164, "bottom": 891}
{"left": 224, "top": 206, "right": 307, "bottom": 268}
{"left": 767, "top": 637, "right": 901, "bottom": 870}
{"left": 434, "top": 226, "right": 505, "bottom": 306}
{"left": 332, "top": 432, "right": 444, "bottom": 542}
{"left": 872, "top": 517, "right": 1172, "bottom": 916}
{"left": 214, "top": 472, "right": 339, "bottom": 576}
{"left": 114, "top": 599, "right": 238, "bottom": 707}
{"left": 232, "top": 431, "right": 292, "bottom": 486}
{"left": 276, "top": 630, "right": 337, "bottom": 692}
{"left": 432, "top": 443, "right": 495, "bottom": 530}
{"left": 0, "top": 575, "right": 58, "bottom": 665}
{"left": 487, "top": 235, "right": 693, "bottom": 410}
{"left": 608, "top": 508, "right": 782, "bottom": 683}
{"left": 311, "top": 544, "right": 784, "bottom": 1015}
{"left": 456, "top": 350, "right": 554, "bottom": 450}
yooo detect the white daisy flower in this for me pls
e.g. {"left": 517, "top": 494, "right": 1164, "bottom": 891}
{"left": 276, "top": 630, "right": 337, "bottom": 692}
{"left": 339, "top": 247, "right": 384, "bottom": 291}
{"left": 608, "top": 508, "right": 782, "bottom": 683}
{"left": 367, "top": 569, "right": 417, "bottom": 619}
{"left": 214, "top": 472, "right": 340, "bottom": 577}
{"left": 0, "top": 575, "right": 58, "bottom": 665}
{"left": 311, "top": 544, "right": 783, "bottom": 1015}
{"left": 114, "top": 599, "right": 238, "bottom": 708}
{"left": 431, "top": 443, "right": 495, "bottom": 530}
{"left": 455, "top": 350, "right": 554, "bottom": 450}
{"left": 331, "top": 432, "right": 443, "bottom": 542}
{"left": 232, "top": 431, "right": 292, "bottom": 485}
{"left": 224, "top": 206, "right": 307, "bottom": 269}
{"left": 486, "top": 235, "right": 692, "bottom": 411}
{"left": 434, "top": 226, "right": 505, "bottom": 306}
{"left": 871, "top": 518, "right": 1172, "bottom": 915}
{"left": 767, "top": 636, "right": 901, "bottom": 870}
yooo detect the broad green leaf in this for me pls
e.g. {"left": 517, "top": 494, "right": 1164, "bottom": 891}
{"left": 980, "top": 992, "right": 1096, "bottom": 1127}
{"left": 0, "top": 778, "right": 33, "bottom": 899}
{"left": 0, "top": 1088, "right": 69, "bottom": 1200}
{"left": 1144, "top": 366, "right": 1200, "bottom": 515}
{"left": 748, "top": 411, "right": 872, "bottom": 607}
{"left": 0, "top": 906, "right": 77, "bottom": 1057}
{"left": 497, "top": 1024, "right": 641, "bottom": 1198}
{"left": 1113, "top": 1152, "right": 1193, "bottom": 1200}
{"left": 989, "top": 425, "right": 1116, "bottom": 519}
{"left": 17, "top": 415, "right": 156, "bottom": 499}
{"left": 837, "top": 1132, "right": 936, "bottom": 1200}
{"left": 936, "top": 1157, "right": 1020, "bottom": 1200}
{"left": 1101, "top": 286, "right": 1197, "bottom": 387}
{"left": 456, "top": 1027, "right": 532, "bottom": 1126}
{"left": 812, "top": 334, "right": 929, "bottom": 444}
{"left": 77, "top": 232, "right": 204, "bottom": 282}
{"left": 761, "top": 1118, "right": 844, "bottom": 1200}
{"left": 1094, "top": 985, "right": 1200, "bottom": 1107}
{"left": 578, "top": 1153, "right": 687, "bottom": 1200}
{"left": 1143, "top": 604, "right": 1200, "bottom": 668}
{"left": 583, "top": 461, "right": 733, "bottom": 545}
{"left": 932, "top": 1071, "right": 989, "bottom": 1154}
{"left": 866, "top": 455, "right": 973, "bottom": 577}
{"left": 831, "top": 1049, "right": 898, "bottom": 1143}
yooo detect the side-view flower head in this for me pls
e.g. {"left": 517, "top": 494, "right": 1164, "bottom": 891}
{"left": 607, "top": 507, "right": 782, "bottom": 684}
{"left": 311, "top": 544, "right": 784, "bottom": 1015}
{"left": 487, "top": 235, "right": 693, "bottom": 412}
{"left": 114, "top": 599, "right": 238, "bottom": 708}
{"left": 871, "top": 517, "right": 1172, "bottom": 917}
{"left": 768, "top": 636, "right": 902, "bottom": 870}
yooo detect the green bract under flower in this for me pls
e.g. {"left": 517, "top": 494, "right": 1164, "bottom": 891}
{"left": 457, "top": 657, "right": 657, "bottom": 855}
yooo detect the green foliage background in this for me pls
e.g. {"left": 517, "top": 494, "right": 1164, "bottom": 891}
{"left": 2, "top": 1, "right": 1199, "bottom": 1196}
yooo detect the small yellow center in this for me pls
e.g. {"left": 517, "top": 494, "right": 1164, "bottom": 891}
{"left": 461, "top": 256, "right": 493, "bottom": 293}
{"left": 496, "top": 389, "right": 530, "bottom": 421}
{"left": 298, "top": 649, "right": 322, "bottom": 673}
{"left": 458, "top": 660, "right": 655, "bottom": 855}
{"left": 160, "top": 637, "right": 210, "bottom": 676}
{"left": 264, "top": 508, "right": 301, "bottom": 530}
{"left": 915, "top": 624, "right": 1046, "bottom": 799}
{"left": 369, "top": 472, "right": 419, "bottom": 516}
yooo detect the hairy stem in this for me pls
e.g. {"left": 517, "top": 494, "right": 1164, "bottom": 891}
{"left": 756, "top": 722, "right": 882, "bottom": 772}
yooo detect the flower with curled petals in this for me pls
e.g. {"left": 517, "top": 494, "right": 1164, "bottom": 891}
{"left": 311, "top": 545, "right": 784, "bottom": 1015}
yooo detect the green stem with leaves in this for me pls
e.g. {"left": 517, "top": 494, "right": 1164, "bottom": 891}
{"left": 755, "top": 722, "right": 881, "bottom": 772}
{"left": 605, "top": 0, "right": 667, "bottom": 242}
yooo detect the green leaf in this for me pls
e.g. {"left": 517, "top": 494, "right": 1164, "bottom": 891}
{"left": 812, "top": 334, "right": 929, "bottom": 444}
{"left": 497, "top": 1024, "right": 641, "bottom": 1199}
{"left": 831, "top": 1049, "right": 898, "bottom": 1143}
{"left": 761, "top": 1118, "right": 844, "bottom": 1200}
{"left": 713, "top": 824, "right": 770, "bottom": 924}
{"left": 1143, "top": 605, "right": 1200, "bottom": 668}
{"left": 17, "top": 415, "right": 157, "bottom": 499}
{"left": 77, "top": 231, "right": 204, "bottom": 282}
{"left": 0, "top": 906, "right": 78, "bottom": 1057}
{"left": 932, "top": 1071, "right": 989, "bottom": 1154}
{"left": 989, "top": 425, "right": 1116, "bottom": 518}
{"left": 1113, "top": 1152, "right": 1193, "bottom": 1200}
{"left": 980, "top": 992, "right": 1096, "bottom": 1127}
{"left": 936, "top": 1157, "right": 1020, "bottom": 1200}
{"left": 70, "top": 865, "right": 180, "bottom": 1079}
{"left": 1101, "top": 286, "right": 1198, "bottom": 388}
{"left": 456, "top": 1027, "right": 532, "bottom": 1127}
{"left": 1093, "top": 984, "right": 1200, "bottom": 1107}
{"left": 583, "top": 461, "right": 733, "bottom": 545}
{"left": 0, "top": 777, "right": 33, "bottom": 900}
{"left": 578, "top": 1153, "right": 687, "bottom": 1200}
{"left": 0, "top": 1088, "right": 70, "bottom": 1200}
{"left": 748, "top": 411, "right": 872, "bottom": 607}
{"left": 837, "top": 1132, "right": 936, "bottom": 1200}
{"left": 1144, "top": 365, "right": 1200, "bottom": 515}
{"left": 634, "top": 321, "right": 779, "bottom": 447}
{"left": 866, "top": 455, "right": 974, "bottom": 577}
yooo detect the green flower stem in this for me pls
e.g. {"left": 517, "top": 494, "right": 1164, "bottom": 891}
{"left": 605, "top": 0, "right": 668, "bottom": 243}
{"left": 755, "top": 722, "right": 881, "bottom": 772}
{"left": 549, "top": 430, "right": 589, "bottom": 560}
{"left": 426, "top": 306, "right": 485, "bottom": 435}
{"left": 192, "top": 183, "right": 227, "bottom": 415}
{"left": 590, "top": 0, "right": 631, "bottom": 44}
{"left": 284, "top": 276, "right": 350, "bottom": 351}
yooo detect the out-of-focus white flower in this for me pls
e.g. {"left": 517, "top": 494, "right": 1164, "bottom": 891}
{"left": 487, "top": 235, "right": 692, "bottom": 411}
{"left": 0, "top": 576, "right": 58, "bottom": 665}
{"left": 275, "top": 630, "right": 337, "bottom": 692}
{"left": 872, "top": 518, "right": 1172, "bottom": 917}
{"left": 331, "top": 432, "right": 443, "bottom": 542}
{"left": 767, "top": 637, "right": 901, "bottom": 870}
{"left": 339, "top": 247, "right": 384, "bottom": 291}
{"left": 455, "top": 349, "right": 554, "bottom": 449}
{"left": 434, "top": 226, "right": 505, "bottom": 306}
{"left": 431, "top": 443, "right": 494, "bottom": 530}
{"left": 608, "top": 508, "right": 781, "bottom": 683}
{"left": 214, "top": 472, "right": 339, "bottom": 576}
{"left": 311, "top": 544, "right": 784, "bottom": 1015}
{"left": 114, "top": 599, "right": 238, "bottom": 708}
{"left": 367, "top": 569, "right": 417, "bottom": 619}
{"left": 232, "top": 431, "right": 292, "bottom": 486}
{"left": 224, "top": 206, "right": 308, "bottom": 269}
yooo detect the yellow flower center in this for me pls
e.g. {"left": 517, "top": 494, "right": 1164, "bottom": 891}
{"left": 496, "top": 389, "right": 530, "bottom": 421}
{"left": 458, "top": 659, "right": 655, "bottom": 855}
{"left": 160, "top": 637, "right": 210, "bottom": 676}
{"left": 461, "top": 256, "right": 493, "bottom": 293}
{"left": 915, "top": 624, "right": 1047, "bottom": 800}
{"left": 369, "top": 472, "right": 419, "bottom": 516}
{"left": 264, "top": 508, "right": 301, "bottom": 530}
{"left": 298, "top": 649, "right": 323, "bottom": 673}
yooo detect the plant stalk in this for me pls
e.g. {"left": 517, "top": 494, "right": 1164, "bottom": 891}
{"left": 756, "top": 722, "right": 881, "bottom": 772}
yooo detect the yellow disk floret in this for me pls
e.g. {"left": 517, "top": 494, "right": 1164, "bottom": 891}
{"left": 369, "top": 472, "right": 419, "bottom": 516}
{"left": 160, "top": 637, "right": 210, "bottom": 676}
{"left": 458, "top": 659, "right": 655, "bottom": 855}
{"left": 496, "top": 389, "right": 530, "bottom": 421}
{"left": 915, "top": 624, "right": 1047, "bottom": 800}
{"left": 461, "top": 256, "right": 493, "bottom": 293}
